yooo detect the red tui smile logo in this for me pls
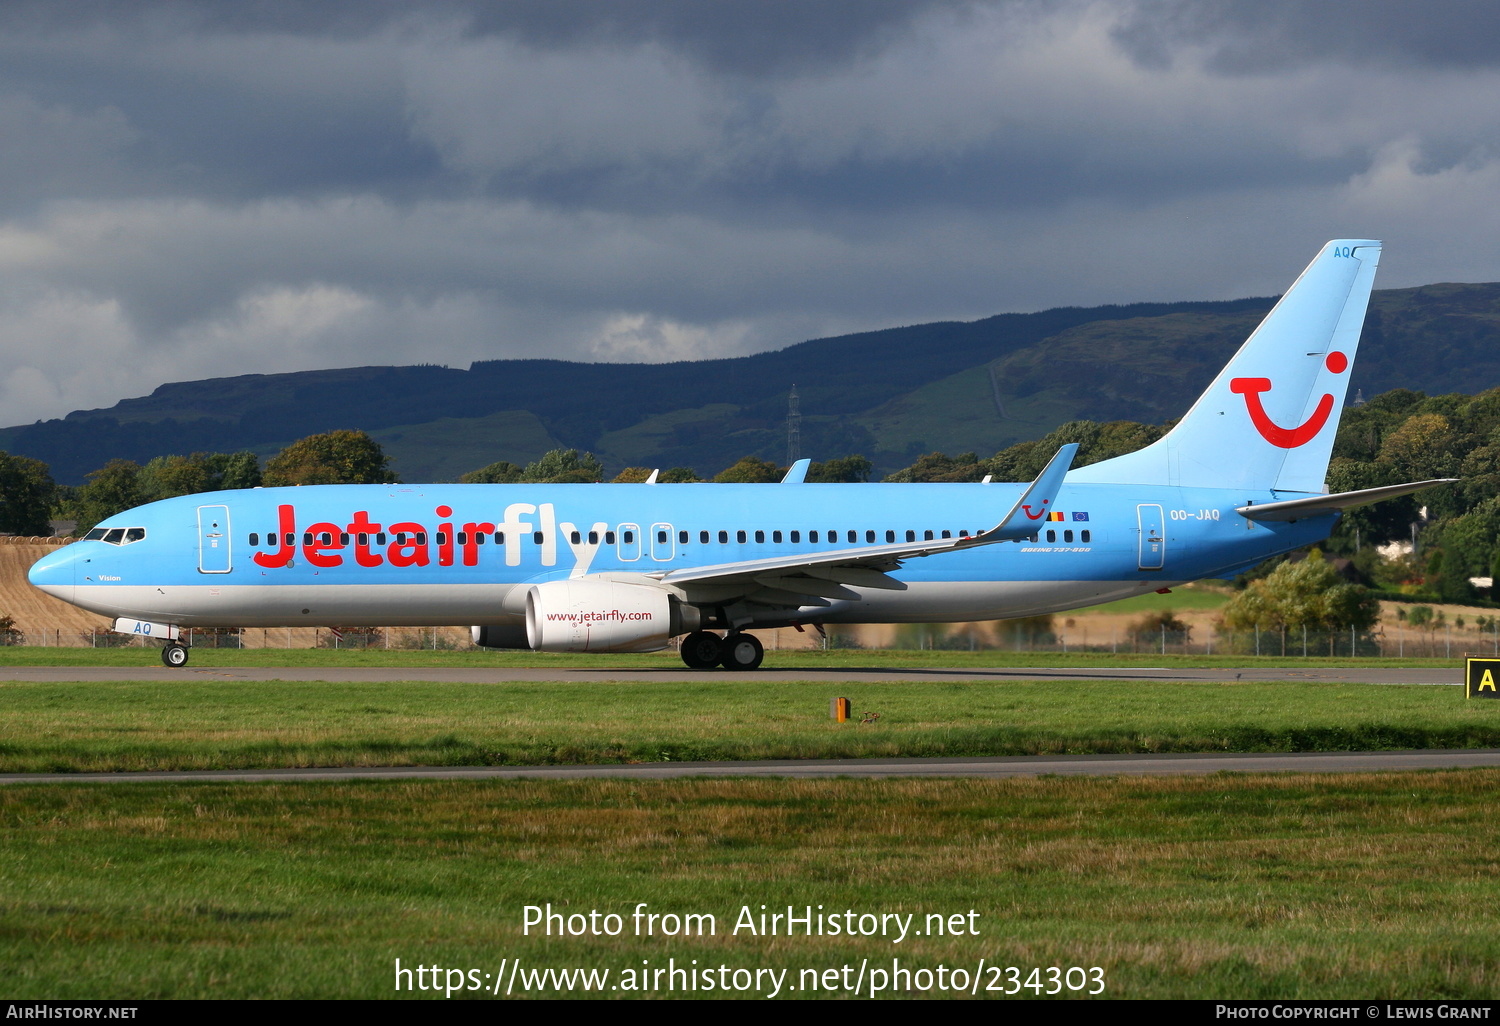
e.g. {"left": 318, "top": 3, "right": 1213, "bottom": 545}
{"left": 1230, "top": 351, "right": 1348, "bottom": 449}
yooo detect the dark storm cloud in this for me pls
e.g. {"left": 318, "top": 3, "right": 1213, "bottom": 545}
{"left": 0, "top": 0, "right": 962, "bottom": 75}
{"left": 1113, "top": 0, "right": 1500, "bottom": 72}
{"left": 0, "top": 1, "right": 1496, "bottom": 427}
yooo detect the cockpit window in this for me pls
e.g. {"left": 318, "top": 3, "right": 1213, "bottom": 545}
{"left": 91, "top": 527, "right": 146, "bottom": 545}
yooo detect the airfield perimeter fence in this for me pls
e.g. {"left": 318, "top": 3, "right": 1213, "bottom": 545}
{"left": 0, "top": 623, "right": 1493, "bottom": 658}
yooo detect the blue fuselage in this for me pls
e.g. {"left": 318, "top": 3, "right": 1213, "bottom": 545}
{"left": 28, "top": 481, "right": 1333, "bottom": 629}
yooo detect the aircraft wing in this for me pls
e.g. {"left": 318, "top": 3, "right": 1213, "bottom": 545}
{"left": 1237, "top": 478, "right": 1457, "bottom": 522}
{"left": 650, "top": 444, "right": 1078, "bottom": 592}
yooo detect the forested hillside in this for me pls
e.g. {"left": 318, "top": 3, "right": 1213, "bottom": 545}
{"left": 3, "top": 283, "right": 1498, "bottom": 485}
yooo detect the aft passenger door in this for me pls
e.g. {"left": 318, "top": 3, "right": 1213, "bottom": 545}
{"left": 198, "top": 504, "right": 231, "bottom": 573}
{"left": 1136, "top": 503, "right": 1164, "bottom": 570}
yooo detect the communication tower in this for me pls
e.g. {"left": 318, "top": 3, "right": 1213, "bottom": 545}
{"left": 786, "top": 385, "right": 801, "bottom": 464}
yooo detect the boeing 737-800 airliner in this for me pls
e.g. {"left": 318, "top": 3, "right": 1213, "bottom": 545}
{"left": 28, "top": 240, "right": 1454, "bottom": 669}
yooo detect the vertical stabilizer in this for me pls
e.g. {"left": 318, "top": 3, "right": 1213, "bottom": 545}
{"left": 1069, "top": 240, "right": 1381, "bottom": 493}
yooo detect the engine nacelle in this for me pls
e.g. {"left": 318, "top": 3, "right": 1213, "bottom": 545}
{"left": 470, "top": 624, "right": 530, "bottom": 649}
{"left": 525, "top": 580, "right": 688, "bottom": 653}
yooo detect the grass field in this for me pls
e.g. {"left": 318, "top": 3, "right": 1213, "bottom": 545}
{"left": 1082, "top": 587, "right": 1232, "bottom": 614}
{"left": 3, "top": 771, "right": 1498, "bottom": 999}
{"left": 1, "top": 678, "right": 1495, "bottom": 772}
{"left": 4, "top": 654, "right": 1496, "bottom": 1000}
{"left": 0, "top": 645, "right": 1468, "bottom": 669}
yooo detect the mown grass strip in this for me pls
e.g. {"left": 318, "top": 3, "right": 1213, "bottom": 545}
{"left": 1, "top": 679, "right": 1496, "bottom": 772}
{"left": 0, "top": 647, "right": 1468, "bottom": 669}
{"left": 2, "top": 772, "right": 1498, "bottom": 999}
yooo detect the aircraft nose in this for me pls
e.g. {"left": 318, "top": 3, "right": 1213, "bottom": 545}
{"left": 28, "top": 547, "right": 76, "bottom": 604}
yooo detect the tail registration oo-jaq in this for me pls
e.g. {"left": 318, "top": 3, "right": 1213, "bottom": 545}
{"left": 29, "top": 240, "right": 1454, "bottom": 669}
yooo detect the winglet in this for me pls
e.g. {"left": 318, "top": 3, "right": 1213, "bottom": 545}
{"left": 645, "top": 469, "right": 660, "bottom": 485}
{"left": 963, "top": 443, "right": 1079, "bottom": 545}
{"left": 781, "top": 459, "right": 811, "bottom": 484}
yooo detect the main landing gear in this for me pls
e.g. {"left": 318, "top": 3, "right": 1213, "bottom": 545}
{"left": 679, "top": 630, "right": 765, "bottom": 671}
{"left": 161, "top": 643, "right": 189, "bottom": 668}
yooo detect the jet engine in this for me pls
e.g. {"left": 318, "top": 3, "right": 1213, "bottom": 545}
{"left": 525, "top": 579, "right": 698, "bottom": 653}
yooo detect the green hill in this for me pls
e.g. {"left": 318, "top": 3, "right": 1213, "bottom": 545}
{"left": 5, "top": 283, "right": 1500, "bottom": 484}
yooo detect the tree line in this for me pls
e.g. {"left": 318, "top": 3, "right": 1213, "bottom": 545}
{"left": 0, "top": 432, "right": 880, "bottom": 536}
{"left": 2, "top": 384, "right": 1498, "bottom": 616}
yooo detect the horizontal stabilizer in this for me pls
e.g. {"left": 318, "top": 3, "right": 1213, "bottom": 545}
{"left": 1237, "top": 479, "right": 1457, "bottom": 522}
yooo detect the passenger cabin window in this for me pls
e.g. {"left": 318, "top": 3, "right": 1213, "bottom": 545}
{"left": 589, "top": 531, "right": 599, "bottom": 544}
{"left": 1046, "top": 530, "right": 1056, "bottom": 543}
{"left": 923, "top": 530, "right": 933, "bottom": 541}
{"left": 605, "top": 532, "right": 615, "bottom": 544}
{"left": 700, "top": 531, "right": 710, "bottom": 544}
{"left": 906, "top": 530, "right": 916, "bottom": 542}
{"left": 1081, "top": 530, "right": 1091, "bottom": 543}
{"left": 570, "top": 531, "right": 581, "bottom": 544}
{"left": 249, "top": 533, "right": 259, "bottom": 546}
{"left": 678, "top": 530, "right": 688, "bottom": 544}
{"left": 1064, "top": 530, "right": 1073, "bottom": 543}
{"left": 736, "top": 530, "right": 746, "bottom": 544}
{"left": 755, "top": 530, "right": 765, "bottom": 543}
{"left": 810, "top": 531, "right": 819, "bottom": 543}
{"left": 885, "top": 530, "right": 895, "bottom": 543}
{"left": 772, "top": 530, "right": 782, "bottom": 543}
{"left": 790, "top": 530, "right": 800, "bottom": 543}
{"left": 865, "top": 530, "right": 875, "bottom": 543}
{"left": 718, "top": 530, "right": 728, "bottom": 544}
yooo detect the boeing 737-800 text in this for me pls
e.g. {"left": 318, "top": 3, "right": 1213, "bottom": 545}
{"left": 28, "top": 240, "right": 1453, "bottom": 669}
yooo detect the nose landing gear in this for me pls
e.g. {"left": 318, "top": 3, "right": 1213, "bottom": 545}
{"left": 161, "top": 643, "right": 189, "bottom": 667}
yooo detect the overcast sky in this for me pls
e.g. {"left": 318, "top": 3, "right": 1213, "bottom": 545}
{"left": 2, "top": 0, "right": 1498, "bottom": 425}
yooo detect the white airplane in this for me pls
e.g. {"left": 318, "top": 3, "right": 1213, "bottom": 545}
{"left": 29, "top": 240, "right": 1453, "bottom": 669}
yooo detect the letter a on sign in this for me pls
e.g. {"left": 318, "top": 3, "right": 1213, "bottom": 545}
{"left": 1466, "top": 659, "right": 1500, "bottom": 699}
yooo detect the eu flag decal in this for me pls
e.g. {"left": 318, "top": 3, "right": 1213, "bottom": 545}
{"left": 1072, "top": 512, "right": 1090, "bottom": 521}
